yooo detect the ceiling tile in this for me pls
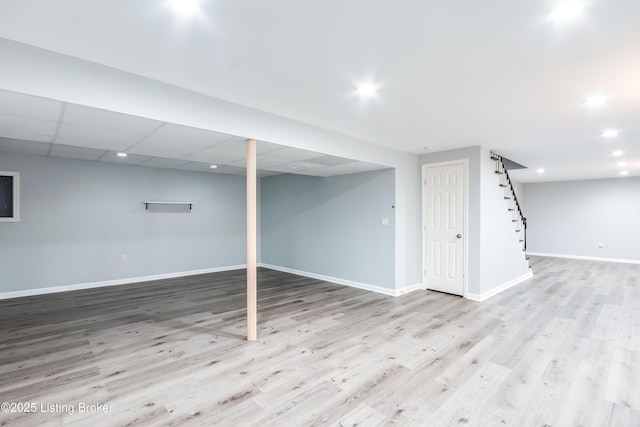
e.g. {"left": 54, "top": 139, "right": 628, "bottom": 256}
{"left": 63, "top": 104, "right": 162, "bottom": 136}
{"left": 227, "top": 156, "right": 286, "bottom": 169}
{"left": 0, "top": 113, "right": 57, "bottom": 138}
{"left": 0, "top": 90, "right": 62, "bottom": 121}
{"left": 259, "top": 147, "right": 322, "bottom": 163}
{"left": 127, "top": 145, "right": 188, "bottom": 159}
{"left": 176, "top": 161, "right": 245, "bottom": 175}
{"left": 149, "top": 124, "right": 235, "bottom": 146}
{"left": 0, "top": 130, "right": 54, "bottom": 143}
{"left": 56, "top": 124, "right": 141, "bottom": 151}
{"left": 175, "top": 161, "right": 213, "bottom": 172}
{"left": 319, "top": 162, "right": 388, "bottom": 176}
{"left": 128, "top": 136, "right": 213, "bottom": 158}
{"left": 0, "top": 137, "right": 51, "bottom": 156}
{"left": 306, "top": 154, "right": 355, "bottom": 167}
{"left": 99, "top": 152, "right": 152, "bottom": 165}
{"left": 263, "top": 162, "right": 323, "bottom": 174}
{"left": 257, "top": 157, "right": 288, "bottom": 168}
{"left": 261, "top": 161, "right": 328, "bottom": 175}
{"left": 285, "top": 161, "right": 325, "bottom": 170}
{"left": 50, "top": 144, "right": 106, "bottom": 161}
{"left": 213, "top": 137, "right": 284, "bottom": 154}
{"left": 183, "top": 147, "right": 246, "bottom": 164}
{"left": 140, "top": 157, "right": 191, "bottom": 169}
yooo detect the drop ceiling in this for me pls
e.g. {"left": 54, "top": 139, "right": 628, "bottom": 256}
{"left": 0, "top": 1, "right": 639, "bottom": 182}
{"left": 0, "top": 89, "right": 385, "bottom": 177}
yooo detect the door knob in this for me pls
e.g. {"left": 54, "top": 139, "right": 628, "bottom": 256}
{"left": 456, "top": 234, "right": 462, "bottom": 239}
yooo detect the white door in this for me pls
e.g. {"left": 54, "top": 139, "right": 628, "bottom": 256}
{"left": 423, "top": 162, "right": 465, "bottom": 296}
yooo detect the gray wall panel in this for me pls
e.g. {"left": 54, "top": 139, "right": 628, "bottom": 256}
{"left": 523, "top": 177, "right": 640, "bottom": 260}
{"left": 0, "top": 152, "right": 247, "bottom": 292}
{"left": 260, "top": 169, "right": 395, "bottom": 289}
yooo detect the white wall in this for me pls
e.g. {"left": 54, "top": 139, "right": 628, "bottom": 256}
{"left": 419, "top": 146, "right": 531, "bottom": 297}
{"left": 523, "top": 177, "right": 640, "bottom": 261}
{"left": 0, "top": 152, "right": 247, "bottom": 293}
{"left": 478, "top": 150, "right": 531, "bottom": 294}
{"left": 0, "top": 38, "right": 421, "bottom": 290}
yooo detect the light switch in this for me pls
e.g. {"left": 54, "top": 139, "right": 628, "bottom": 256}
{"left": 381, "top": 217, "right": 390, "bottom": 226}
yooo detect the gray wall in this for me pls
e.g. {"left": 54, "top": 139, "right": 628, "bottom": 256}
{"left": 0, "top": 152, "right": 247, "bottom": 293}
{"left": 260, "top": 169, "right": 396, "bottom": 289}
{"left": 511, "top": 180, "right": 524, "bottom": 205}
{"left": 523, "top": 177, "right": 640, "bottom": 260}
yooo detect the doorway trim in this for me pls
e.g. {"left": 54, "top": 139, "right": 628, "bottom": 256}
{"left": 421, "top": 159, "right": 469, "bottom": 297}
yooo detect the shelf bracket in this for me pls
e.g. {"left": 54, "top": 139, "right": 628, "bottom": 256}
{"left": 143, "top": 201, "right": 194, "bottom": 211}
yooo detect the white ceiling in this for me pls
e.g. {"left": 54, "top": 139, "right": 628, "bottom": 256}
{"left": 0, "top": 90, "right": 386, "bottom": 177}
{"left": 0, "top": 0, "right": 638, "bottom": 182}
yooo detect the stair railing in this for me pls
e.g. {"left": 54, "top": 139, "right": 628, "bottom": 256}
{"left": 491, "top": 153, "right": 527, "bottom": 252}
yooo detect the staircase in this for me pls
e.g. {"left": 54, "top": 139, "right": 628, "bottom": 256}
{"left": 491, "top": 153, "right": 528, "bottom": 259}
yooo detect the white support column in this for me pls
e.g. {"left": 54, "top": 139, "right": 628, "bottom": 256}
{"left": 246, "top": 138, "right": 257, "bottom": 341}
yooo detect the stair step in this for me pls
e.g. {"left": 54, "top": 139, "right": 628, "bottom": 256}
{"left": 504, "top": 197, "right": 511, "bottom": 200}
{"left": 520, "top": 240, "right": 524, "bottom": 242}
{"left": 508, "top": 208, "right": 515, "bottom": 211}
{"left": 495, "top": 171, "right": 504, "bottom": 175}
{"left": 499, "top": 184, "right": 508, "bottom": 187}
{"left": 515, "top": 229, "right": 521, "bottom": 232}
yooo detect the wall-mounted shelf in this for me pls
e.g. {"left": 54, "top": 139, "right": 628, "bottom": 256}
{"left": 144, "top": 201, "right": 194, "bottom": 210}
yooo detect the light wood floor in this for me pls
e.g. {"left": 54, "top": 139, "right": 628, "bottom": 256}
{"left": 1, "top": 257, "right": 639, "bottom": 426}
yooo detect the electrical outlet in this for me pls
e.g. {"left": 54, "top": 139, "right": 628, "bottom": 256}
{"left": 121, "top": 254, "right": 128, "bottom": 262}
{"left": 598, "top": 242, "right": 604, "bottom": 248}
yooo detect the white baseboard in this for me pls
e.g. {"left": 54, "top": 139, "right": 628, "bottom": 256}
{"left": 0, "top": 265, "right": 247, "bottom": 301}
{"left": 527, "top": 252, "right": 640, "bottom": 265}
{"left": 466, "top": 270, "right": 534, "bottom": 302}
{"left": 396, "top": 282, "right": 428, "bottom": 296}
{"left": 1, "top": 263, "right": 425, "bottom": 301}
{"left": 259, "top": 263, "right": 424, "bottom": 297}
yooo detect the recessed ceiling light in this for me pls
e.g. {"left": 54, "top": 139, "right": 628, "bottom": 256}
{"left": 536, "top": 168, "right": 545, "bottom": 174}
{"left": 209, "top": 165, "right": 218, "bottom": 169}
{"left": 611, "top": 150, "right": 624, "bottom": 157}
{"left": 583, "top": 95, "right": 608, "bottom": 107}
{"left": 549, "top": 2, "right": 585, "bottom": 22}
{"left": 617, "top": 161, "right": 627, "bottom": 167}
{"left": 601, "top": 129, "right": 619, "bottom": 138}
{"left": 116, "top": 152, "right": 128, "bottom": 158}
{"left": 620, "top": 171, "right": 629, "bottom": 176}
{"left": 170, "top": 0, "right": 199, "bottom": 14}
{"left": 356, "top": 83, "right": 378, "bottom": 97}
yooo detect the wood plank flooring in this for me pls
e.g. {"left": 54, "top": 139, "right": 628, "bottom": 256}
{"left": 1, "top": 257, "right": 639, "bottom": 426}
